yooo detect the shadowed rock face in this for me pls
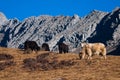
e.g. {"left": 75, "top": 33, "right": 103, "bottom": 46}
{"left": 88, "top": 7, "right": 120, "bottom": 55}
{"left": 0, "top": 7, "right": 120, "bottom": 55}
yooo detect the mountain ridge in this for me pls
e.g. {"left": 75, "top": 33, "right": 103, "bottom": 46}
{"left": 0, "top": 7, "right": 120, "bottom": 55}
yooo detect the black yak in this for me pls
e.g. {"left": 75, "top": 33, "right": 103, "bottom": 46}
{"left": 24, "top": 41, "right": 40, "bottom": 53}
{"left": 42, "top": 43, "right": 50, "bottom": 51}
{"left": 58, "top": 43, "right": 69, "bottom": 53}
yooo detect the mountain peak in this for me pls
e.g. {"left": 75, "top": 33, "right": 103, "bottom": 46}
{"left": 113, "top": 7, "right": 120, "bottom": 12}
{"left": 91, "top": 9, "right": 107, "bottom": 14}
{"left": 73, "top": 14, "right": 80, "bottom": 19}
{"left": 0, "top": 12, "right": 8, "bottom": 25}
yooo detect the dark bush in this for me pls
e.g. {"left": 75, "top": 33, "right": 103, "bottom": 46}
{"left": 0, "top": 61, "right": 15, "bottom": 71}
{"left": 0, "top": 54, "right": 14, "bottom": 61}
{"left": 23, "top": 58, "right": 37, "bottom": 71}
{"left": 23, "top": 53, "right": 76, "bottom": 71}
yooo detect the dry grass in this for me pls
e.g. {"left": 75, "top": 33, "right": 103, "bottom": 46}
{"left": 0, "top": 47, "right": 119, "bottom": 80}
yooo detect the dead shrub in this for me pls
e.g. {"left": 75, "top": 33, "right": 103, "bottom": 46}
{"left": 59, "top": 60, "right": 75, "bottom": 66}
{"left": 0, "top": 61, "right": 15, "bottom": 71}
{"left": 23, "top": 53, "right": 76, "bottom": 71}
{"left": 36, "top": 53, "right": 52, "bottom": 70}
{"left": 23, "top": 58, "right": 37, "bottom": 71}
{"left": 49, "top": 60, "right": 75, "bottom": 69}
{"left": 0, "top": 54, "right": 14, "bottom": 61}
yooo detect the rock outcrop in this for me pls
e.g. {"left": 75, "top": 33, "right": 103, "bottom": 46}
{"left": 0, "top": 7, "right": 120, "bottom": 55}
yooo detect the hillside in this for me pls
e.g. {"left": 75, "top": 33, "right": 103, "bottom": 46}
{"left": 0, "top": 7, "right": 120, "bottom": 55}
{"left": 0, "top": 47, "right": 119, "bottom": 80}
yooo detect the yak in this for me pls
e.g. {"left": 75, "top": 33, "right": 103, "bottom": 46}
{"left": 58, "top": 43, "right": 69, "bottom": 54}
{"left": 41, "top": 43, "right": 50, "bottom": 51}
{"left": 79, "top": 42, "right": 107, "bottom": 59}
{"left": 24, "top": 41, "right": 40, "bottom": 53}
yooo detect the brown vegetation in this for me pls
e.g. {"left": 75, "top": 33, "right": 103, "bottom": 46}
{"left": 0, "top": 47, "right": 119, "bottom": 80}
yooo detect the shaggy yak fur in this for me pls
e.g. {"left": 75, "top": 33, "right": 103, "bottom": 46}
{"left": 58, "top": 43, "right": 69, "bottom": 54}
{"left": 24, "top": 41, "right": 40, "bottom": 53}
{"left": 79, "top": 42, "right": 107, "bottom": 59}
{"left": 41, "top": 43, "right": 50, "bottom": 51}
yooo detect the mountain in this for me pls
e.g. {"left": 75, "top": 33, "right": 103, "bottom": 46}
{"left": 88, "top": 7, "right": 120, "bottom": 55}
{"left": 0, "top": 12, "right": 8, "bottom": 25}
{"left": 0, "top": 12, "right": 8, "bottom": 44}
{"left": 0, "top": 7, "right": 120, "bottom": 55}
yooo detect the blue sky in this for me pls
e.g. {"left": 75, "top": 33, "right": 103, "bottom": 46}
{"left": 0, "top": 0, "right": 120, "bottom": 21}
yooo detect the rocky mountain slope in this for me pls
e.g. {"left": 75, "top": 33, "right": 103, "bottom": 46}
{"left": 0, "top": 7, "right": 120, "bottom": 55}
{"left": 0, "top": 12, "right": 7, "bottom": 25}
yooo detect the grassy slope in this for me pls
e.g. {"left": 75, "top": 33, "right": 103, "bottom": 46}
{"left": 0, "top": 47, "right": 119, "bottom": 80}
